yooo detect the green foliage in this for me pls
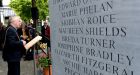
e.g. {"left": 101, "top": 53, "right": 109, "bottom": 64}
{"left": 36, "top": 0, "right": 49, "bottom": 20}
{"left": 9, "top": 0, "right": 49, "bottom": 21}
{"left": 37, "top": 57, "right": 51, "bottom": 68}
{"left": 9, "top": 0, "right": 32, "bottom": 21}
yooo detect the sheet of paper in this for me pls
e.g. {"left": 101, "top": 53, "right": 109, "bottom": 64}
{"left": 25, "top": 36, "right": 42, "bottom": 50}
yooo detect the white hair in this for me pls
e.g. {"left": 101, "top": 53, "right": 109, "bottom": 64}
{"left": 8, "top": 16, "right": 21, "bottom": 25}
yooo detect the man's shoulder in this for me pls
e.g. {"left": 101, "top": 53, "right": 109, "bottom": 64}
{"left": 7, "top": 26, "right": 16, "bottom": 31}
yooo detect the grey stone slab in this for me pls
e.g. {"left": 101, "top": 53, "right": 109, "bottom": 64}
{"left": 49, "top": 0, "right": 140, "bottom": 75}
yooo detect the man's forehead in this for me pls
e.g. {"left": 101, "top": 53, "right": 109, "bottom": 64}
{"left": 44, "top": 20, "right": 49, "bottom": 23}
{"left": 11, "top": 18, "right": 19, "bottom": 22}
{"left": 44, "top": 21, "right": 48, "bottom": 24}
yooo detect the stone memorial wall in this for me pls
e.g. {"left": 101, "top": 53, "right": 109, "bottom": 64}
{"left": 49, "top": 0, "right": 140, "bottom": 75}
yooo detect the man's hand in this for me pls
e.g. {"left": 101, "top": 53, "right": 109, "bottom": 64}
{"left": 21, "top": 40, "right": 26, "bottom": 45}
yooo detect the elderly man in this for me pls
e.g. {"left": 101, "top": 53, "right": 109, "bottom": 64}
{"left": 2, "top": 16, "right": 26, "bottom": 75}
{"left": 41, "top": 20, "right": 50, "bottom": 47}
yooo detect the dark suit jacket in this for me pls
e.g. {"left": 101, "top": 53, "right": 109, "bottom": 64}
{"left": 41, "top": 25, "right": 50, "bottom": 39}
{"left": 2, "top": 25, "right": 26, "bottom": 62}
{"left": 41, "top": 25, "right": 50, "bottom": 47}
